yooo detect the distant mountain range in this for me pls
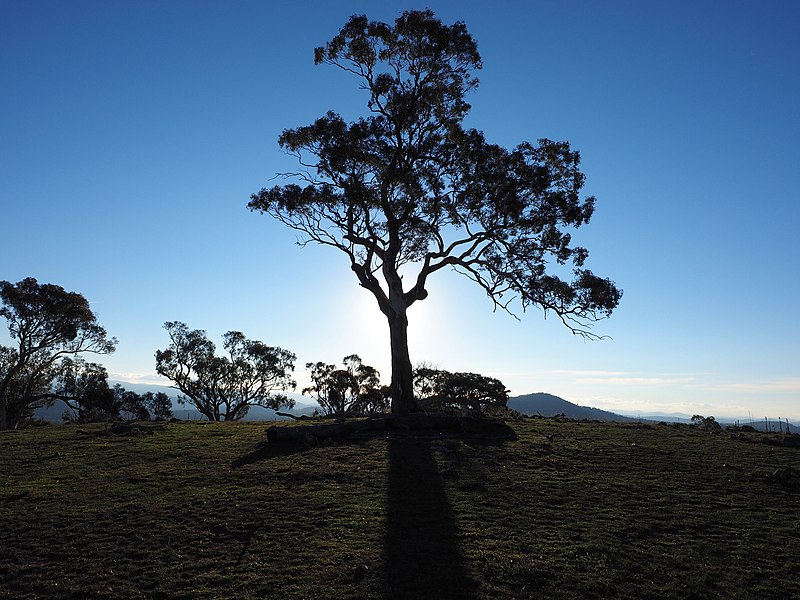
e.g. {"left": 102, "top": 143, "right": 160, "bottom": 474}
{"left": 508, "top": 393, "right": 640, "bottom": 422}
{"left": 31, "top": 383, "right": 797, "bottom": 433}
{"left": 33, "top": 381, "right": 319, "bottom": 424}
{"left": 507, "top": 392, "right": 799, "bottom": 433}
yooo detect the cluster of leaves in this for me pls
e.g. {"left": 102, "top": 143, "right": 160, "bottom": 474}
{"left": 413, "top": 364, "right": 509, "bottom": 414}
{"left": 155, "top": 321, "right": 297, "bottom": 422}
{"left": 248, "top": 10, "right": 621, "bottom": 336}
{"left": 303, "top": 354, "right": 388, "bottom": 418}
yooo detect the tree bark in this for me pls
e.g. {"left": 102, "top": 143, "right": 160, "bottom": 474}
{"left": 0, "top": 372, "right": 12, "bottom": 430}
{"left": 354, "top": 228, "right": 420, "bottom": 415}
{"left": 388, "top": 310, "right": 417, "bottom": 415}
{"left": 0, "top": 400, "right": 8, "bottom": 430}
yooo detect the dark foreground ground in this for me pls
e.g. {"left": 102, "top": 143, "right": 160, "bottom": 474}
{"left": 1, "top": 418, "right": 798, "bottom": 599}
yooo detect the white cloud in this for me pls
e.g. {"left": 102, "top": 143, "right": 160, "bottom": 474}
{"left": 690, "top": 378, "right": 800, "bottom": 394}
{"left": 108, "top": 372, "right": 171, "bottom": 385}
{"left": 552, "top": 369, "right": 630, "bottom": 377}
{"left": 556, "top": 370, "right": 700, "bottom": 387}
{"left": 579, "top": 376, "right": 697, "bottom": 386}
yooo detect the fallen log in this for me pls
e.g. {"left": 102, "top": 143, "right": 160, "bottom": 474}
{"left": 109, "top": 422, "right": 161, "bottom": 435}
{"left": 265, "top": 413, "right": 514, "bottom": 443}
{"left": 275, "top": 412, "right": 317, "bottom": 421}
{"left": 266, "top": 416, "right": 388, "bottom": 443}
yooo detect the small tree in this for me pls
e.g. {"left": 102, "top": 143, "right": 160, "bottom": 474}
{"left": 691, "top": 414, "right": 722, "bottom": 432}
{"left": 53, "top": 360, "right": 153, "bottom": 423}
{"left": 54, "top": 358, "right": 116, "bottom": 422}
{"left": 0, "top": 278, "right": 117, "bottom": 429}
{"left": 412, "top": 363, "right": 443, "bottom": 402}
{"left": 110, "top": 384, "right": 152, "bottom": 421}
{"left": 141, "top": 391, "right": 174, "bottom": 421}
{"left": 155, "top": 321, "right": 296, "bottom": 421}
{"left": 249, "top": 10, "right": 622, "bottom": 414}
{"left": 414, "top": 366, "right": 509, "bottom": 414}
{"left": 302, "top": 354, "right": 386, "bottom": 418}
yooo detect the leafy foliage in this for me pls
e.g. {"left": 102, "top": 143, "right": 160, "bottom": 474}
{"left": 302, "top": 354, "right": 387, "bottom": 417}
{"left": 413, "top": 365, "right": 509, "bottom": 414}
{"left": 0, "top": 278, "right": 116, "bottom": 429}
{"left": 691, "top": 414, "right": 722, "bottom": 432}
{"left": 155, "top": 321, "right": 296, "bottom": 421}
{"left": 49, "top": 359, "right": 172, "bottom": 423}
{"left": 249, "top": 10, "right": 621, "bottom": 413}
{"left": 141, "top": 391, "right": 174, "bottom": 421}
{"left": 53, "top": 358, "right": 119, "bottom": 422}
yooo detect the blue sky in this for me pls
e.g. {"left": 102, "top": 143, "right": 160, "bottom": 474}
{"left": 2, "top": 1, "right": 798, "bottom": 419}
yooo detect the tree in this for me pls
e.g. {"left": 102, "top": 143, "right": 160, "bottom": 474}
{"left": 54, "top": 361, "right": 152, "bottom": 423}
{"left": 141, "top": 391, "right": 174, "bottom": 421}
{"left": 249, "top": 11, "right": 622, "bottom": 414}
{"left": 691, "top": 414, "right": 722, "bottom": 432}
{"left": 155, "top": 321, "right": 297, "bottom": 421}
{"left": 413, "top": 366, "right": 509, "bottom": 414}
{"left": 0, "top": 278, "right": 117, "bottom": 429}
{"left": 302, "top": 354, "right": 387, "bottom": 418}
{"left": 54, "top": 358, "right": 118, "bottom": 422}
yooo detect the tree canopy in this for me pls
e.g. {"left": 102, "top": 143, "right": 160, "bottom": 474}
{"left": 414, "top": 365, "right": 509, "bottom": 414}
{"left": 249, "top": 10, "right": 621, "bottom": 414}
{"left": 302, "top": 354, "right": 387, "bottom": 418}
{"left": 155, "top": 321, "right": 297, "bottom": 421}
{"left": 0, "top": 278, "right": 117, "bottom": 429}
{"left": 53, "top": 359, "right": 172, "bottom": 423}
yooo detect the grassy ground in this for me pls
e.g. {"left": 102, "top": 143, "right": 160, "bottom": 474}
{"left": 0, "top": 418, "right": 798, "bottom": 599}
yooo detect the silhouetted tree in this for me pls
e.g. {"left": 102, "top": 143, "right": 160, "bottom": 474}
{"left": 55, "top": 362, "right": 151, "bottom": 423}
{"left": 691, "top": 414, "right": 722, "bottom": 432}
{"left": 250, "top": 11, "right": 621, "bottom": 414}
{"left": 155, "top": 321, "right": 296, "bottom": 421}
{"left": 0, "top": 278, "right": 117, "bottom": 429}
{"left": 54, "top": 358, "right": 116, "bottom": 422}
{"left": 107, "top": 384, "right": 151, "bottom": 421}
{"left": 302, "top": 354, "right": 386, "bottom": 418}
{"left": 412, "top": 363, "right": 443, "bottom": 403}
{"left": 414, "top": 366, "right": 508, "bottom": 414}
{"left": 142, "top": 391, "right": 174, "bottom": 421}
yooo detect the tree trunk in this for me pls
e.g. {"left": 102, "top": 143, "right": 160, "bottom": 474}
{"left": 0, "top": 399, "right": 8, "bottom": 430}
{"left": 388, "top": 310, "right": 417, "bottom": 415}
{"left": 0, "top": 375, "right": 10, "bottom": 430}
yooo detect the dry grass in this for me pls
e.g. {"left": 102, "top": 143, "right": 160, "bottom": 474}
{"left": 1, "top": 419, "right": 798, "bottom": 598}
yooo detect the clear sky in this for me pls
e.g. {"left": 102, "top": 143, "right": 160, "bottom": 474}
{"left": 2, "top": 1, "right": 798, "bottom": 419}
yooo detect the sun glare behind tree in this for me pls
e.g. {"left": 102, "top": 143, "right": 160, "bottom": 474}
{"left": 249, "top": 10, "right": 622, "bottom": 414}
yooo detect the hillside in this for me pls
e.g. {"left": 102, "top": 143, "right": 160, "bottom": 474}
{"left": 1, "top": 419, "right": 798, "bottom": 599}
{"left": 508, "top": 392, "right": 638, "bottom": 422}
{"left": 507, "top": 394, "right": 800, "bottom": 433}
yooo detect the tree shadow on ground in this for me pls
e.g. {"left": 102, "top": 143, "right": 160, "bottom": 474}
{"left": 231, "top": 440, "right": 310, "bottom": 468}
{"left": 383, "top": 435, "right": 478, "bottom": 599}
{"left": 230, "top": 420, "right": 515, "bottom": 598}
